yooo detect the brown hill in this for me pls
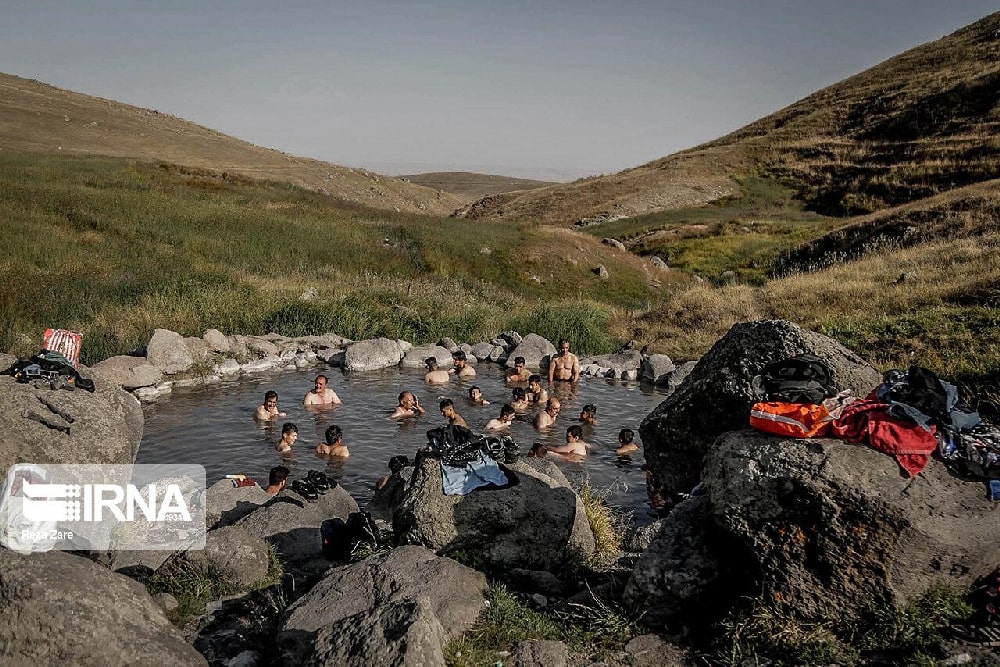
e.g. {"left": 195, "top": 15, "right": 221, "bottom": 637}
{"left": 398, "top": 171, "right": 558, "bottom": 203}
{"left": 0, "top": 73, "right": 462, "bottom": 216}
{"left": 459, "top": 11, "right": 1000, "bottom": 225}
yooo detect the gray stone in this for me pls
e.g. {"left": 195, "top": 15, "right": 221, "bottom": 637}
{"left": 185, "top": 525, "right": 271, "bottom": 588}
{"left": 511, "top": 639, "right": 568, "bottom": 667}
{"left": 241, "top": 357, "right": 280, "bottom": 374}
{"left": 343, "top": 337, "right": 404, "bottom": 372}
{"left": 640, "top": 354, "right": 676, "bottom": 385}
{"left": 393, "top": 455, "right": 595, "bottom": 571}
{"left": 91, "top": 355, "right": 163, "bottom": 389}
{"left": 459, "top": 343, "right": 474, "bottom": 357}
{"left": 245, "top": 337, "right": 280, "bottom": 358}
{"left": 595, "top": 264, "right": 609, "bottom": 279}
{"left": 215, "top": 358, "right": 241, "bottom": 376}
{"left": 602, "top": 238, "right": 627, "bottom": 251}
{"left": 108, "top": 549, "right": 174, "bottom": 575}
{"left": 508, "top": 333, "right": 556, "bottom": 370}
{"left": 581, "top": 350, "right": 643, "bottom": 374}
{"left": 640, "top": 319, "right": 882, "bottom": 497}
{"left": 0, "top": 550, "right": 206, "bottom": 665}
{"left": 487, "top": 345, "right": 506, "bottom": 362}
{"left": 701, "top": 430, "right": 1000, "bottom": 624}
{"left": 152, "top": 592, "right": 179, "bottom": 613}
{"left": 663, "top": 360, "right": 697, "bottom": 391}
{"left": 401, "top": 344, "right": 454, "bottom": 369}
{"left": 498, "top": 331, "right": 523, "bottom": 347}
{"left": 227, "top": 335, "right": 250, "bottom": 361}
{"left": 298, "top": 333, "right": 351, "bottom": 349}
{"left": 623, "top": 634, "right": 690, "bottom": 667}
{"left": 437, "top": 337, "right": 458, "bottom": 351}
{"left": 471, "top": 341, "right": 495, "bottom": 361}
{"left": 203, "top": 328, "right": 230, "bottom": 353}
{"left": 183, "top": 336, "right": 211, "bottom": 362}
{"left": 0, "top": 373, "right": 143, "bottom": 472}
{"left": 507, "top": 568, "right": 565, "bottom": 597}
{"left": 316, "top": 349, "right": 345, "bottom": 366}
{"left": 650, "top": 256, "right": 669, "bottom": 270}
{"left": 147, "top": 328, "right": 194, "bottom": 375}
{"left": 621, "top": 518, "right": 666, "bottom": 553}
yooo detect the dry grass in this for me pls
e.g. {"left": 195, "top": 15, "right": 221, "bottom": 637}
{"left": 398, "top": 171, "right": 558, "bottom": 203}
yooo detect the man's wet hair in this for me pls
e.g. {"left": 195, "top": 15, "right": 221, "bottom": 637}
{"left": 528, "top": 374, "right": 542, "bottom": 384}
{"left": 469, "top": 386, "right": 482, "bottom": 397}
{"left": 500, "top": 404, "right": 516, "bottom": 418}
{"left": 425, "top": 357, "right": 438, "bottom": 369}
{"left": 398, "top": 391, "right": 411, "bottom": 403}
{"left": 264, "top": 390, "right": 278, "bottom": 402}
{"left": 567, "top": 424, "right": 583, "bottom": 439}
{"left": 388, "top": 455, "right": 410, "bottom": 474}
{"left": 559, "top": 338, "right": 570, "bottom": 348}
{"left": 324, "top": 424, "right": 343, "bottom": 444}
{"left": 514, "top": 356, "right": 526, "bottom": 365}
{"left": 315, "top": 374, "right": 328, "bottom": 383}
{"left": 512, "top": 387, "right": 527, "bottom": 400}
{"left": 281, "top": 422, "right": 298, "bottom": 436}
{"left": 452, "top": 350, "right": 467, "bottom": 362}
{"left": 582, "top": 404, "right": 597, "bottom": 416}
{"left": 440, "top": 398, "right": 454, "bottom": 410}
{"left": 619, "top": 428, "right": 635, "bottom": 445}
{"left": 269, "top": 465, "right": 290, "bottom": 486}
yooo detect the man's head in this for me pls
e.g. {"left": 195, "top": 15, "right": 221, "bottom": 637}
{"left": 398, "top": 391, "right": 415, "bottom": 407}
{"left": 324, "top": 424, "right": 343, "bottom": 445}
{"left": 528, "top": 374, "right": 542, "bottom": 388}
{"left": 264, "top": 390, "right": 279, "bottom": 408}
{"left": 566, "top": 424, "right": 583, "bottom": 442}
{"left": 439, "top": 398, "right": 456, "bottom": 416}
{"left": 469, "top": 386, "right": 483, "bottom": 401}
{"left": 580, "top": 404, "right": 597, "bottom": 422}
{"left": 619, "top": 428, "right": 635, "bottom": 445}
{"left": 313, "top": 375, "right": 328, "bottom": 393}
{"left": 281, "top": 422, "right": 298, "bottom": 443}
{"left": 513, "top": 356, "right": 526, "bottom": 369}
{"left": 499, "top": 404, "right": 516, "bottom": 421}
{"left": 268, "top": 465, "right": 290, "bottom": 488}
{"left": 425, "top": 357, "right": 438, "bottom": 370}
{"left": 546, "top": 397, "right": 561, "bottom": 415}
{"left": 512, "top": 387, "right": 526, "bottom": 401}
{"left": 558, "top": 339, "right": 571, "bottom": 355}
{"left": 452, "top": 350, "right": 467, "bottom": 368}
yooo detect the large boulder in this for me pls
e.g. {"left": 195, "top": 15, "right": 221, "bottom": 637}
{"left": 507, "top": 333, "right": 556, "bottom": 370}
{"left": 279, "top": 545, "right": 485, "bottom": 664}
{"left": 393, "top": 454, "right": 595, "bottom": 571}
{"left": 343, "top": 338, "right": 404, "bottom": 372}
{"left": 400, "top": 344, "right": 454, "bottom": 369}
{"left": 205, "top": 478, "right": 272, "bottom": 528}
{"left": 639, "top": 319, "right": 882, "bottom": 497}
{"left": 91, "top": 355, "right": 163, "bottom": 389}
{"left": 184, "top": 525, "right": 272, "bottom": 588}
{"left": 0, "top": 373, "right": 143, "bottom": 471}
{"left": 580, "top": 350, "right": 643, "bottom": 374}
{"left": 640, "top": 354, "right": 676, "bottom": 386}
{"left": 202, "top": 328, "right": 230, "bottom": 354}
{"left": 0, "top": 550, "right": 206, "bottom": 665}
{"left": 146, "top": 328, "right": 194, "bottom": 375}
{"left": 701, "top": 430, "right": 1000, "bottom": 623}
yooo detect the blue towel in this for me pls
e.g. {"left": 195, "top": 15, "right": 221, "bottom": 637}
{"left": 441, "top": 451, "right": 508, "bottom": 495}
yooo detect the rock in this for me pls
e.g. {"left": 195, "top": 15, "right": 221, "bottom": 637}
{"left": 511, "top": 639, "right": 568, "bottom": 667}
{"left": 316, "top": 349, "right": 345, "bottom": 366}
{"left": 91, "top": 355, "right": 163, "bottom": 389}
{"left": 701, "top": 430, "right": 1000, "bottom": 624}
{"left": 488, "top": 345, "right": 506, "bottom": 362}
{"left": 214, "top": 358, "right": 241, "bottom": 376}
{"left": 623, "top": 495, "right": 731, "bottom": 628}
{"left": 245, "top": 337, "right": 279, "bottom": 358}
{"left": 0, "top": 352, "right": 16, "bottom": 370}
{"left": 0, "top": 373, "right": 143, "bottom": 472}
{"left": 152, "top": 592, "right": 179, "bottom": 613}
{"left": 437, "top": 337, "right": 458, "bottom": 351}
{"left": 498, "top": 331, "right": 523, "bottom": 347}
{"left": 401, "top": 344, "right": 454, "bottom": 369}
{"left": 185, "top": 525, "right": 271, "bottom": 588}
{"left": 108, "top": 549, "right": 175, "bottom": 576}
{"left": 602, "top": 238, "right": 627, "bottom": 251}
{"left": 343, "top": 338, "right": 404, "bottom": 372}
{"left": 621, "top": 518, "right": 666, "bottom": 553}
{"left": 146, "top": 328, "right": 194, "bottom": 375}
{"left": 279, "top": 546, "right": 484, "bottom": 664}
{"left": 663, "top": 360, "right": 696, "bottom": 391}
{"left": 298, "top": 333, "right": 351, "bottom": 349}
{"left": 227, "top": 335, "right": 250, "bottom": 361}
{"left": 0, "top": 550, "right": 206, "bottom": 665}
{"left": 639, "top": 320, "right": 882, "bottom": 497}
{"left": 508, "top": 333, "right": 556, "bottom": 371}
{"left": 623, "top": 634, "right": 690, "bottom": 667}
{"left": 720, "top": 270, "right": 737, "bottom": 284}
{"left": 594, "top": 264, "right": 610, "bottom": 279}
{"left": 183, "top": 336, "right": 211, "bottom": 362}
{"left": 507, "top": 568, "right": 565, "bottom": 597}
{"left": 236, "top": 486, "right": 358, "bottom": 565}
{"left": 393, "top": 454, "right": 595, "bottom": 571}
{"left": 240, "top": 357, "right": 280, "bottom": 374}
{"left": 580, "top": 350, "right": 643, "bottom": 375}
{"left": 471, "top": 342, "right": 495, "bottom": 361}
{"left": 650, "top": 256, "right": 669, "bottom": 270}
{"left": 300, "top": 287, "right": 319, "bottom": 301}
{"left": 203, "top": 328, "right": 230, "bottom": 353}
{"left": 640, "top": 354, "right": 676, "bottom": 385}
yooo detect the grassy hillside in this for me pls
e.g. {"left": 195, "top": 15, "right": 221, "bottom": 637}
{"left": 398, "top": 172, "right": 558, "bottom": 203}
{"left": 0, "top": 153, "right": 675, "bottom": 364}
{"left": 0, "top": 73, "right": 462, "bottom": 216}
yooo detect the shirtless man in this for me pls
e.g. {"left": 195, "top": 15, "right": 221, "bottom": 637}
{"left": 424, "top": 358, "right": 451, "bottom": 384}
{"left": 468, "top": 386, "right": 490, "bottom": 406}
{"left": 254, "top": 391, "right": 287, "bottom": 421}
{"left": 316, "top": 424, "right": 349, "bottom": 457}
{"left": 549, "top": 425, "right": 588, "bottom": 461}
{"left": 533, "top": 397, "right": 561, "bottom": 429}
{"left": 510, "top": 387, "right": 530, "bottom": 411}
{"left": 579, "top": 404, "right": 598, "bottom": 426}
{"left": 266, "top": 465, "right": 290, "bottom": 495}
{"left": 390, "top": 391, "right": 425, "bottom": 419}
{"left": 527, "top": 375, "right": 548, "bottom": 405}
{"left": 275, "top": 423, "right": 298, "bottom": 452}
{"left": 504, "top": 356, "right": 531, "bottom": 383}
{"left": 548, "top": 339, "right": 581, "bottom": 383}
{"left": 304, "top": 374, "right": 342, "bottom": 406}
{"left": 616, "top": 428, "right": 639, "bottom": 455}
{"left": 450, "top": 351, "right": 476, "bottom": 379}
{"left": 485, "top": 404, "right": 516, "bottom": 430}
{"left": 439, "top": 399, "right": 468, "bottom": 427}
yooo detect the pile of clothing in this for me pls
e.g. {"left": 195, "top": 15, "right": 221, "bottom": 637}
{"left": 425, "top": 425, "right": 519, "bottom": 496}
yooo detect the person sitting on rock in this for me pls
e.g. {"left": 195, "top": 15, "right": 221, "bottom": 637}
{"left": 485, "top": 404, "right": 516, "bottom": 430}
{"left": 266, "top": 465, "right": 290, "bottom": 495}
{"left": 510, "top": 387, "right": 530, "bottom": 411}
{"left": 533, "top": 397, "right": 561, "bottom": 429}
{"left": 527, "top": 375, "right": 548, "bottom": 405}
{"left": 440, "top": 398, "right": 468, "bottom": 427}
{"left": 275, "top": 423, "right": 298, "bottom": 453}
{"left": 254, "top": 390, "right": 287, "bottom": 421}
{"left": 390, "top": 391, "right": 425, "bottom": 419}
{"left": 549, "top": 424, "right": 588, "bottom": 461}
{"left": 316, "top": 424, "right": 349, "bottom": 458}
{"left": 579, "top": 403, "right": 599, "bottom": 426}
{"left": 468, "top": 386, "right": 490, "bottom": 406}
{"left": 505, "top": 356, "right": 531, "bottom": 383}
{"left": 304, "top": 374, "right": 342, "bottom": 406}
{"left": 450, "top": 350, "right": 476, "bottom": 379}
{"left": 424, "top": 357, "right": 450, "bottom": 384}
{"left": 616, "top": 428, "right": 639, "bottom": 455}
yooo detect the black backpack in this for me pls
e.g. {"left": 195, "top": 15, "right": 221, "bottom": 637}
{"left": 755, "top": 354, "right": 836, "bottom": 405}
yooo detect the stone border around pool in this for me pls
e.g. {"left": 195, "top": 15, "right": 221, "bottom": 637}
{"left": 90, "top": 327, "right": 690, "bottom": 402}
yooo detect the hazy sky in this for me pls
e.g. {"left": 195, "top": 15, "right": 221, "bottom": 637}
{"left": 1, "top": 1, "right": 996, "bottom": 180}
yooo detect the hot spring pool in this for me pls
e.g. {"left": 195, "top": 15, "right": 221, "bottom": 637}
{"left": 137, "top": 364, "right": 670, "bottom": 520}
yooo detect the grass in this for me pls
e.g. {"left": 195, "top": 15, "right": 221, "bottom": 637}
{"left": 576, "top": 481, "right": 626, "bottom": 570}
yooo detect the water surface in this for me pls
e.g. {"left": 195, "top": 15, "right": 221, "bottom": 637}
{"left": 138, "top": 364, "right": 669, "bottom": 520}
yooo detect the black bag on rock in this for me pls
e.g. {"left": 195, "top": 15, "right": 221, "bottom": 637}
{"left": 754, "top": 354, "right": 836, "bottom": 405}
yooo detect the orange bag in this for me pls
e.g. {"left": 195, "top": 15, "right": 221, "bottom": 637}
{"left": 750, "top": 401, "right": 833, "bottom": 438}
{"left": 43, "top": 329, "right": 82, "bottom": 368}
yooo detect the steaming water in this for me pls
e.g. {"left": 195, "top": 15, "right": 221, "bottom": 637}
{"left": 137, "top": 364, "right": 670, "bottom": 520}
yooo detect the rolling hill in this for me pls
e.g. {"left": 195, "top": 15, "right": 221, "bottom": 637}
{"left": 0, "top": 73, "right": 462, "bottom": 216}
{"left": 397, "top": 171, "right": 558, "bottom": 203}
